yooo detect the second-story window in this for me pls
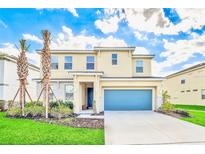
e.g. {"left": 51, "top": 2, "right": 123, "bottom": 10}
{"left": 136, "top": 60, "right": 143, "bottom": 73}
{"left": 51, "top": 56, "right": 58, "bottom": 70}
{"left": 64, "top": 56, "right": 72, "bottom": 70}
{"left": 112, "top": 53, "right": 117, "bottom": 65}
{"left": 87, "top": 56, "right": 94, "bottom": 70}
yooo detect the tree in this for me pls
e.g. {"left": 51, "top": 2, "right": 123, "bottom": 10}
{"left": 12, "top": 39, "right": 33, "bottom": 116}
{"left": 38, "top": 30, "right": 51, "bottom": 118}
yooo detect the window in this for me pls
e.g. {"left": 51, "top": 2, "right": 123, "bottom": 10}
{"left": 201, "top": 89, "right": 205, "bottom": 99}
{"left": 181, "top": 91, "right": 185, "bottom": 93}
{"left": 64, "top": 56, "right": 72, "bottom": 70}
{"left": 86, "top": 56, "right": 94, "bottom": 70}
{"left": 181, "top": 79, "right": 185, "bottom": 84}
{"left": 136, "top": 60, "right": 143, "bottom": 73}
{"left": 51, "top": 56, "right": 58, "bottom": 70}
{"left": 186, "top": 90, "right": 191, "bottom": 92}
{"left": 193, "top": 89, "right": 198, "bottom": 92}
{"left": 112, "top": 54, "right": 117, "bottom": 65}
{"left": 65, "top": 84, "right": 74, "bottom": 100}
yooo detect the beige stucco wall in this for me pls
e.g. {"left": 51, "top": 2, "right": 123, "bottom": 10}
{"left": 163, "top": 66, "right": 205, "bottom": 106}
{"left": 96, "top": 51, "right": 133, "bottom": 77}
{"left": 71, "top": 74, "right": 163, "bottom": 113}
{"left": 50, "top": 53, "right": 96, "bottom": 79}
{"left": 48, "top": 50, "right": 153, "bottom": 78}
{"left": 132, "top": 58, "right": 152, "bottom": 76}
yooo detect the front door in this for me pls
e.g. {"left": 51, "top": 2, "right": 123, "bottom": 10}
{"left": 87, "top": 88, "right": 93, "bottom": 108}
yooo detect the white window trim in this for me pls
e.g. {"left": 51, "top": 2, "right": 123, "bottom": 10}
{"left": 64, "top": 56, "right": 72, "bottom": 70}
{"left": 136, "top": 60, "right": 144, "bottom": 73}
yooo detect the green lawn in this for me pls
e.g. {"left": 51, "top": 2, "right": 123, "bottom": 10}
{"left": 174, "top": 104, "right": 205, "bottom": 111}
{"left": 0, "top": 112, "right": 104, "bottom": 145}
{"left": 174, "top": 104, "right": 205, "bottom": 127}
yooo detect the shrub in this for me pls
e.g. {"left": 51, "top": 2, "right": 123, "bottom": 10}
{"left": 6, "top": 107, "right": 22, "bottom": 117}
{"left": 50, "top": 105, "right": 73, "bottom": 119}
{"left": 50, "top": 100, "right": 73, "bottom": 109}
{"left": 161, "top": 90, "right": 174, "bottom": 112}
{"left": 50, "top": 101, "right": 60, "bottom": 108}
{"left": 24, "top": 106, "right": 45, "bottom": 118}
{"left": 62, "top": 101, "right": 73, "bottom": 109}
{"left": 0, "top": 100, "right": 9, "bottom": 111}
{"left": 161, "top": 102, "right": 174, "bottom": 112}
{"left": 0, "top": 100, "right": 4, "bottom": 111}
{"left": 25, "top": 101, "right": 42, "bottom": 108}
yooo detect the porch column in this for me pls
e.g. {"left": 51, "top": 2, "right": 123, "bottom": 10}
{"left": 94, "top": 75, "right": 100, "bottom": 113}
{"left": 155, "top": 83, "right": 163, "bottom": 111}
{"left": 73, "top": 75, "right": 80, "bottom": 113}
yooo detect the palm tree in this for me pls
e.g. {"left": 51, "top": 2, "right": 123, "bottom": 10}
{"left": 17, "top": 39, "right": 29, "bottom": 116}
{"left": 41, "top": 30, "right": 51, "bottom": 118}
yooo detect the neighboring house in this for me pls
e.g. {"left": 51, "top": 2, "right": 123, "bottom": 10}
{"left": 35, "top": 47, "right": 164, "bottom": 113}
{"left": 163, "top": 62, "right": 205, "bottom": 106}
{"left": 0, "top": 53, "right": 40, "bottom": 103}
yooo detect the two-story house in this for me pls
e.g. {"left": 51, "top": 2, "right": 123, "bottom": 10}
{"left": 36, "top": 47, "right": 164, "bottom": 113}
{"left": 163, "top": 62, "right": 205, "bottom": 106}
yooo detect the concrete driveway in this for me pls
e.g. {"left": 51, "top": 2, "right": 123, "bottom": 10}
{"left": 105, "top": 111, "right": 205, "bottom": 145}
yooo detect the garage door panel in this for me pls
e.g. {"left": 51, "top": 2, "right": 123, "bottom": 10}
{"left": 104, "top": 89, "right": 152, "bottom": 110}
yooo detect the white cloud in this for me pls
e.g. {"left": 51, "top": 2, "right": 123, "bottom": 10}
{"left": 95, "top": 16, "right": 120, "bottom": 34}
{"left": 67, "top": 8, "right": 79, "bottom": 17}
{"left": 94, "top": 8, "right": 126, "bottom": 34}
{"left": 96, "top": 10, "right": 101, "bottom": 15}
{"left": 133, "top": 47, "right": 149, "bottom": 55}
{"left": 96, "top": 8, "right": 205, "bottom": 35}
{"left": 0, "top": 19, "right": 7, "bottom": 28}
{"left": 51, "top": 25, "right": 127, "bottom": 49}
{"left": 134, "top": 31, "right": 148, "bottom": 40}
{"left": 182, "top": 60, "right": 205, "bottom": 69}
{"left": 152, "top": 33, "right": 205, "bottom": 76}
{"left": 0, "top": 42, "right": 40, "bottom": 66}
{"left": 23, "top": 34, "right": 43, "bottom": 44}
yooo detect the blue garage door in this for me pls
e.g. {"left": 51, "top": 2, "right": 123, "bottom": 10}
{"left": 104, "top": 89, "right": 152, "bottom": 110}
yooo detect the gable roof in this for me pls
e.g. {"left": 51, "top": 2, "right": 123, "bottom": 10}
{"left": 0, "top": 52, "right": 40, "bottom": 71}
{"left": 166, "top": 62, "right": 205, "bottom": 78}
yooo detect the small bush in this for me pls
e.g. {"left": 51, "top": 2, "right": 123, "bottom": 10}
{"left": 161, "top": 90, "right": 174, "bottom": 112}
{"left": 0, "top": 100, "right": 4, "bottom": 111}
{"left": 50, "top": 105, "right": 73, "bottom": 119}
{"left": 6, "top": 107, "right": 22, "bottom": 117}
{"left": 161, "top": 102, "right": 174, "bottom": 112}
{"left": 0, "top": 100, "right": 9, "bottom": 111}
{"left": 24, "top": 106, "right": 45, "bottom": 118}
{"left": 50, "top": 101, "right": 60, "bottom": 108}
{"left": 62, "top": 101, "right": 73, "bottom": 109}
{"left": 25, "top": 101, "right": 42, "bottom": 108}
{"left": 50, "top": 100, "right": 73, "bottom": 109}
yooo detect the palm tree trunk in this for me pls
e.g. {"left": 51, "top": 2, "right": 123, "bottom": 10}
{"left": 19, "top": 82, "right": 22, "bottom": 113}
{"left": 22, "top": 81, "right": 25, "bottom": 116}
{"left": 45, "top": 83, "right": 49, "bottom": 118}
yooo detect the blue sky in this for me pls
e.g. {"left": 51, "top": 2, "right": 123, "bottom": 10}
{"left": 0, "top": 8, "right": 205, "bottom": 76}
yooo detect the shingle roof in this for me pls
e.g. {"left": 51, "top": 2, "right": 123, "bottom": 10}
{"left": 167, "top": 62, "right": 205, "bottom": 78}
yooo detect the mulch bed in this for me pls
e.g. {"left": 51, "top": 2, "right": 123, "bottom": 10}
{"left": 91, "top": 111, "right": 104, "bottom": 116}
{"left": 6, "top": 114, "right": 104, "bottom": 129}
{"left": 157, "top": 110, "right": 191, "bottom": 118}
{"left": 68, "top": 118, "right": 104, "bottom": 129}
{"left": 35, "top": 117, "right": 104, "bottom": 129}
